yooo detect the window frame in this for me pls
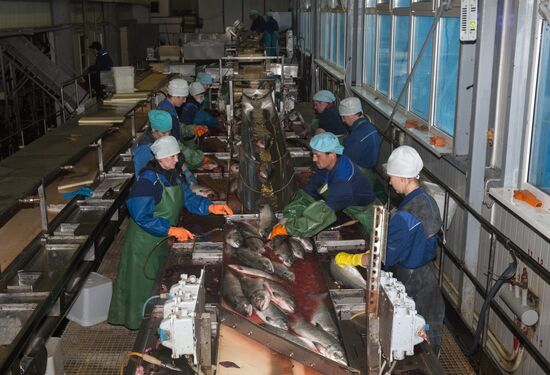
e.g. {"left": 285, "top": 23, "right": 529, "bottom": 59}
{"left": 523, "top": 17, "right": 549, "bottom": 194}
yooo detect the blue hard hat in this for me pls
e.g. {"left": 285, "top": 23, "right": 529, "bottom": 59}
{"left": 313, "top": 90, "right": 336, "bottom": 103}
{"left": 310, "top": 132, "right": 344, "bottom": 155}
{"left": 196, "top": 72, "right": 213, "bottom": 85}
{"left": 148, "top": 110, "right": 172, "bottom": 132}
{"left": 249, "top": 9, "right": 260, "bottom": 16}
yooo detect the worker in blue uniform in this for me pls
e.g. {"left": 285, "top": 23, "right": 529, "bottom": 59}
{"left": 270, "top": 132, "right": 375, "bottom": 238}
{"left": 339, "top": 97, "right": 381, "bottom": 187}
{"left": 264, "top": 12, "right": 279, "bottom": 56}
{"left": 249, "top": 9, "right": 267, "bottom": 50}
{"left": 87, "top": 41, "right": 113, "bottom": 98}
{"left": 309, "top": 90, "right": 348, "bottom": 139}
{"left": 196, "top": 72, "right": 214, "bottom": 109}
{"left": 182, "top": 82, "right": 219, "bottom": 130}
{"left": 157, "top": 78, "right": 206, "bottom": 170}
{"left": 335, "top": 146, "right": 445, "bottom": 354}
{"left": 108, "top": 136, "right": 233, "bottom": 330}
{"left": 133, "top": 110, "right": 197, "bottom": 185}
{"left": 133, "top": 110, "right": 172, "bottom": 176}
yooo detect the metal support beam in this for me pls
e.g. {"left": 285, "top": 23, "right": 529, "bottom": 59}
{"left": 461, "top": 0, "right": 499, "bottom": 329}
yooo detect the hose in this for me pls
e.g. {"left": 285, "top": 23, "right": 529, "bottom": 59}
{"left": 142, "top": 295, "right": 160, "bottom": 318}
{"left": 143, "top": 236, "right": 170, "bottom": 280}
{"left": 465, "top": 251, "right": 517, "bottom": 356}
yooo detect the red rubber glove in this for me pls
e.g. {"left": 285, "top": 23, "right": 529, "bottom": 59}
{"left": 208, "top": 204, "right": 234, "bottom": 215}
{"left": 194, "top": 125, "right": 208, "bottom": 137}
{"left": 168, "top": 227, "right": 194, "bottom": 241}
{"left": 268, "top": 223, "right": 287, "bottom": 239}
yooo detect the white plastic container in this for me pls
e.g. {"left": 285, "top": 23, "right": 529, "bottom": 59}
{"left": 423, "top": 181, "right": 458, "bottom": 230}
{"left": 67, "top": 272, "right": 112, "bottom": 326}
{"left": 111, "top": 66, "right": 135, "bottom": 94}
{"left": 45, "top": 337, "right": 64, "bottom": 375}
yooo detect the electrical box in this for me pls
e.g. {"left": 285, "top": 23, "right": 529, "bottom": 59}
{"left": 460, "top": 0, "right": 478, "bottom": 42}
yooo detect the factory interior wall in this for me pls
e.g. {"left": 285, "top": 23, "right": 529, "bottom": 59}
{"left": 306, "top": 0, "right": 550, "bottom": 373}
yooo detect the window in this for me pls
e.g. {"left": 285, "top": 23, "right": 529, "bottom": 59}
{"left": 529, "top": 22, "right": 550, "bottom": 194}
{"left": 393, "top": 0, "right": 411, "bottom": 7}
{"left": 391, "top": 16, "right": 410, "bottom": 106}
{"left": 363, "top": 14, "right": 376, "bottom": 86}
{"left": 319, "top": 10, "right": 347, "bottom": 69}
{"left": 338, "top": 12, "right": 346, "bottom": 67}
{"left": 355, "top": 3, "right": 461, "bottom": 141}
{"left": 320, "top": 13, "right": 328, "bottom": 59}
{"left": 411, "top": 16, "right": 433, "bottom": 120}
{"left": 434, "top": 17, "right": 460, "bottom": 136}
{"left": 377, "top": 15, "right": 391, "bottom": 96}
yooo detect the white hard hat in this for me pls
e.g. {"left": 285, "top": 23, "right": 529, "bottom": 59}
{"left": 385, "top": 146, "right": 423, "bottom": 178}
{"left": 189, "top": 81, "right": 206, "bottom": 96}
{"left": 167, "top": 78, "right": 189, "bottom": 97}
{"left": 150, "top": 136, "right": 180, "bottom": 160}
{"left": 339, "top": 97, "right": 362, "bottom": 116}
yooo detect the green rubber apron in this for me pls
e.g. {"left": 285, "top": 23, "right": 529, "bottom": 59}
{"left": 108, "top": 175, "right": 183, "bottom": 330}
{"left": 317, "top": 184, "right": 379, "bottom": 238}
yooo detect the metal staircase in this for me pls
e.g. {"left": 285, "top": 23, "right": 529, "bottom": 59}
{"left": 0, "top": 36, "right": 87, "bottom": 114}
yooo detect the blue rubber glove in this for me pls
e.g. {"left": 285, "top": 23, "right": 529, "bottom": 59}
{"left": 183, "top": 168, "right": 198, "bottom": 186}
{"left": 63, "top": 187, "right": 93, "bottom": 199}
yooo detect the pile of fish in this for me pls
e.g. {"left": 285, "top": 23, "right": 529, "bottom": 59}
{"left": 222, "top": 217, "right": 347, "bottom": 366}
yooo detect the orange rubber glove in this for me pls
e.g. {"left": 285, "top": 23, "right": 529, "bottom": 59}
{"left": 268, "top": 223, "right": 287, "bottom": 239}
{"left": 208, "top": 204, "right": 234, "bottom": 215}
{"left": 168, "top": 227, "right": 194, "bottom": 241}
{"left": 194, "top": 125, "right": 208, "bottom": 137}
{"left": 334, "top": 251, "right": 368, "bottom": 267}
{"left": 202, "top": 156, "right": 212, "bottom": 165}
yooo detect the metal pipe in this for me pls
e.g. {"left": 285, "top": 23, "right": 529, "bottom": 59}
{"left": 97, "top": 138, "right": 104, "bottom": 174}
{"left": 37, "top": 182, "right": 48, "bottom": 233}
{"left": 131, "top": 111, "right": 136, "bottom": 140}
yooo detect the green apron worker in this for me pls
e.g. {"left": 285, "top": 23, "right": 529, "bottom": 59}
{"left": 339, "top": 97, "right": 381, "bottom": 188}
{"left": 269, "top": 132, "right": 376, "bottom": 239}
{"left": 108, "top": 136, "right": 233, "bottom": 330}
{"left": 157, "top": 78, "right": 206, "bottom": 170}
{"left": 335, "top": 146, "right": 445, "bottom": 354}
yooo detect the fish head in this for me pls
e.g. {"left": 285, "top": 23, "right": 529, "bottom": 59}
{"left": 191, "top": 184, "right": 217, "bottom": 199}
{"left": 250, "top": 291, "right": 271, "bottom": 311}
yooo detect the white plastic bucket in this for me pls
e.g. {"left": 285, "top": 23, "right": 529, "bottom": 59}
{"left": 111, "top": 66, "right": 135, "bottom": 94}
{"left": 423, "top": 181, "right": 458, "bottom": 230}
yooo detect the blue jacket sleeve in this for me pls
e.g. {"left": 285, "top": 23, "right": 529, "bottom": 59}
{"left": 325, "top": 180, "right": 355, "bottom": 212}
{"left": 303, "top": 171, "right": 325, "bottom": 200}
{"left": 182, "top": 103, "right": 198, "bottom": 125}
{"left": 194, "top": 110, "right": 219, "bottom": 128}
{"left": 126, "top": 196, "right": 171, "bottom": 237}
{"left": 133, "top": 144, "right": 153, "bottom": 177}
{"left": 182, "top": 181, "right": 212, "bottom": 216}
{"left": 384, "top": 213, "right": 411, "bottom": 267}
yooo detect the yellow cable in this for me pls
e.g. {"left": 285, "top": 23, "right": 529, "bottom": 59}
{"left": 351, "top": 311, "right": 366, "bottom": 320}
{"left": 120, "top": 352, "right": 143, "bottom": 375}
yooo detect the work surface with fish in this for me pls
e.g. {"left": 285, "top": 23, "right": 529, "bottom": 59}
{"left": 222, "top": 217, "right": 348, "bottom": 366}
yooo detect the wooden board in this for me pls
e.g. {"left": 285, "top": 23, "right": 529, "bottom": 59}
{"left": 217, "top": 325, "right": 321, "bottom": 375}
{"left": 57, "top": 169, "right": 97, "bottom": 191}
{"left": 78, "top": 116, "right": 126, "bottom": 125}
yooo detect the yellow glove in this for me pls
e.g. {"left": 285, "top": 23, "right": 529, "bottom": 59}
{"left": 194, "top": 125, "right": 208, "bottom": 137}
{"left": 168, "top": 226, "right": 194, "bottom": 241}
{"left": 335, "top": 252, "right": 368, "bottom": 267}
{"left": 208, "top": 204, "right": 234, "bottom": 215}
{"left": 268, "top": 223, "right": 287, "bottom": 239}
